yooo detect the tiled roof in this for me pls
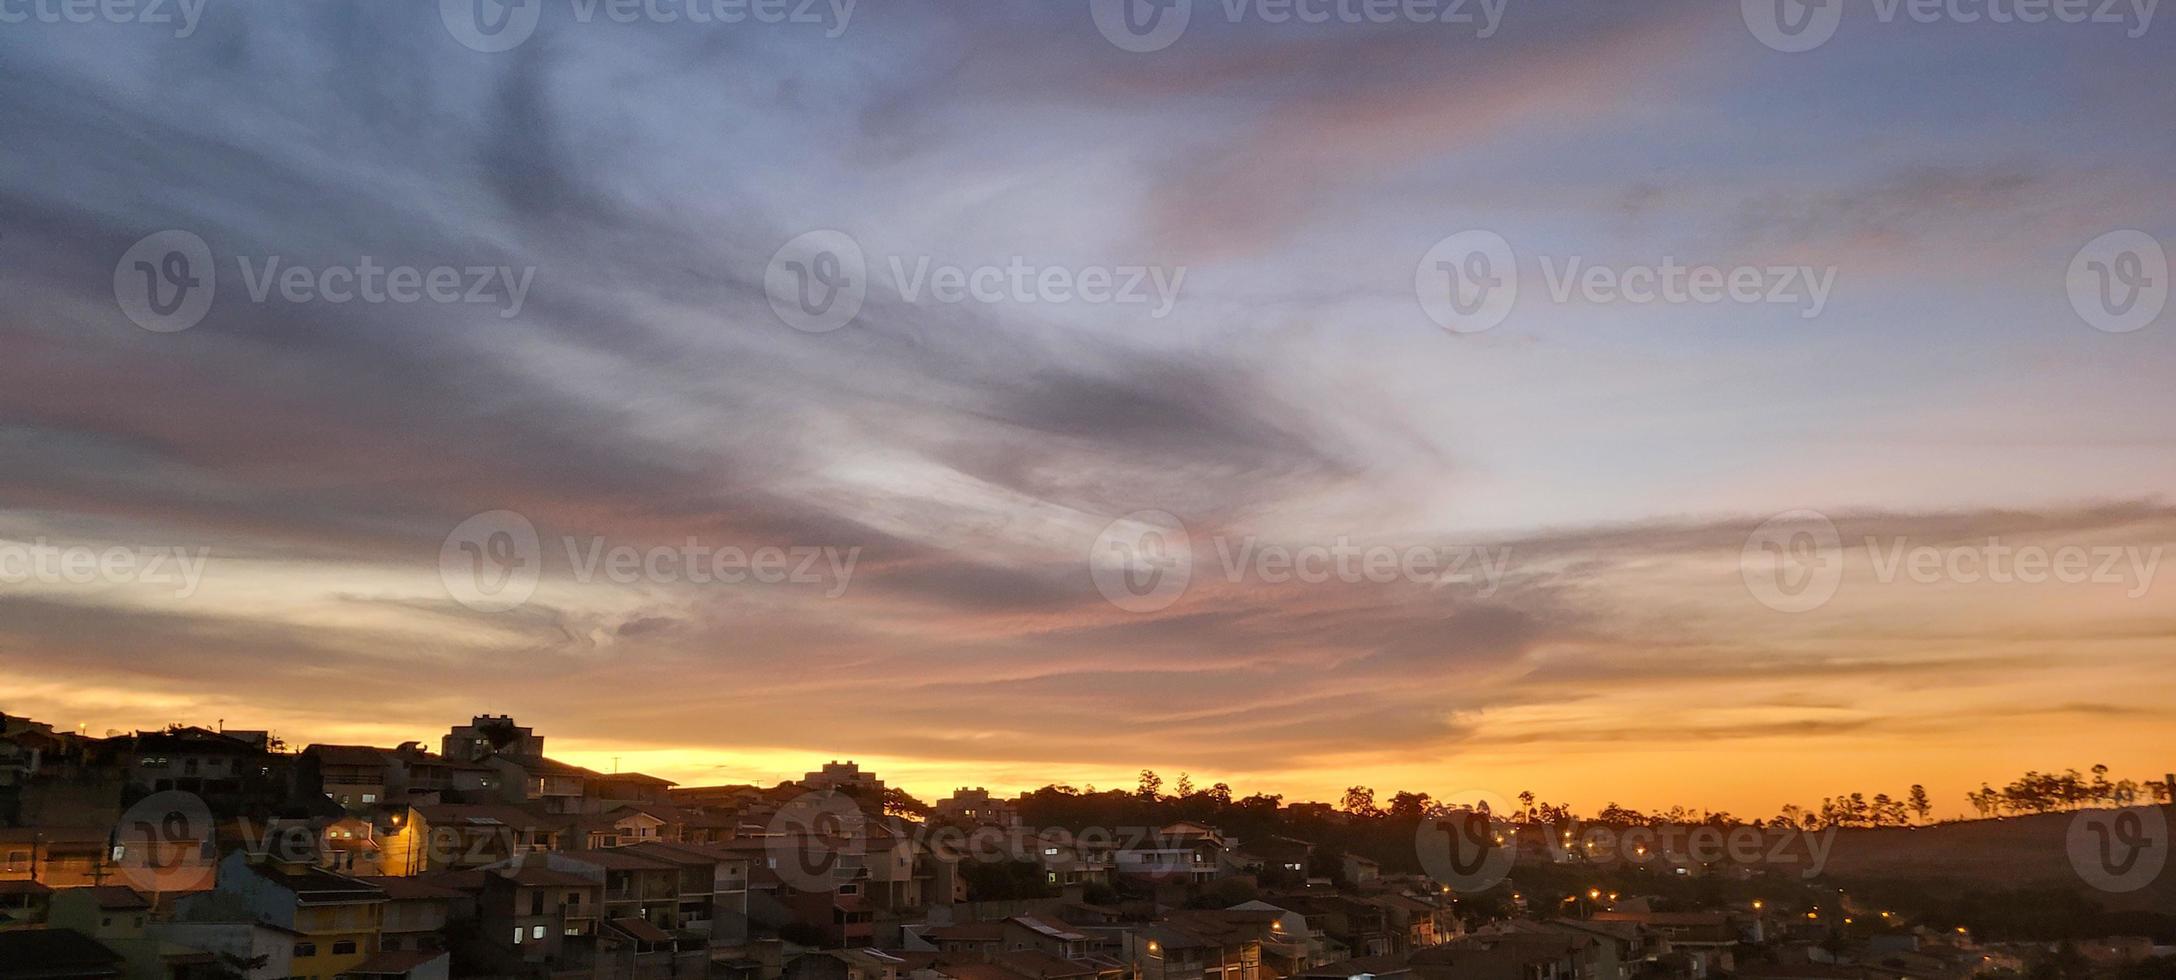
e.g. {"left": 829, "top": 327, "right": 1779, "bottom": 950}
{"left": 355, "top": 876, "right": 467, "bottom": 901}
{"left": 346, "top": 949, "right": 449, "bottom": 975}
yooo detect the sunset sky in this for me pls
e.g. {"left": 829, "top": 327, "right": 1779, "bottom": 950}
{"left": 3, "top": 1, "right": 2174, "bottom": 821}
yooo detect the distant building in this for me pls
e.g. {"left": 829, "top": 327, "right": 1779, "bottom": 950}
{"left": 933, "top": 788, "right": 1020, "bottom": 829}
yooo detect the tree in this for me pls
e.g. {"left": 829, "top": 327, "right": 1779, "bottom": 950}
{"left": 1908, "top": 785, "right": 1931, "bottom": 824}
{"left": 1340, "top": 786, "right": 1380, "bottom": 817}
{"left": 1387, "top": 791, "right": 1433, "bottom": 820}
{"left": 1136, "top": 769, "right": 1163, "bottom": 802}
{"left": 884, "top": 787, "right": 931, "bottom": 818}
{"left": 1175, "top": 773, "right": 1195, "bottom": 798}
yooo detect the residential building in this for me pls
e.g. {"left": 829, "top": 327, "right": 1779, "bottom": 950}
{"left": 214, "top": 851, "right": 387, "bottom": 980}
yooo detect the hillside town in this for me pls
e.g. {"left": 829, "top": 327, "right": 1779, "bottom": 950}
{"left": 1, "top": 712, "right": 2166, "bottom": 980}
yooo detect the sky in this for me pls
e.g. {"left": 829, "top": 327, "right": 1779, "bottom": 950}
{"left": 2, "top": 0, "right": 2174, "bottom": 821}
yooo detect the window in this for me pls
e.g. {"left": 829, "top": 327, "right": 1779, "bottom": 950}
{"left": 332, "top": 941, "right": 356, "bottom": 955}
{"left": 532, "top": 925, "right": 546, "bottom": 940}
{"left": 184, "top": 758, "right": 199, "bottom": 775}
{"left": 513, "top": 928, "right": 525, "bottom": 945}
{"left": 361, "top": 793, "right": 376, "bottom": 804}
{"left": 294, "top": 943, "right": 318, "bottom": 957}
{"left": 4, "top": 850, "right": 27, "bottom": 870}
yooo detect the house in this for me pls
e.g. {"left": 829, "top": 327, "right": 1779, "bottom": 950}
{"left": 1230, "top": 836, "right": 1316, "bottom": 881}
{"left": 1005, "top": 916, "right": 1093, "bottom": 959}
{"left": 1589, "top": 912, "right": 1738, "bottom": 977}
{"left": 1340, "top": 854, "right": 1381, "bottom": 887}
{"left": 1300, "top": 955, "right": 1414, "bottom": 980}
{"left": 149, "top": 914, "right": 298, "bottom": 980}
{"left": 784, "top": 947, "right": 905, "bottom": 980}
{"left": 933, "top": 789, "right": 1021, "bottom": 829}
{"left": 47, "top": 886, "right": 217, "bottom": 980}
{"left": 1125, "top": 912, "right": 1268, "bottom": 980}
{"left": 802, "top": 762, "right": 885, "bottom": 797}
{"left": 114, "top": 728, "right": 266, "bottom": 799}
{"left": 543, "top": 848, "right": 689, "bottom": 936}
{"left": 342, "top": 948, "right": 451, "bottom": 980}
{"left": 355, "top": 876, "right": 461, "bottom": 955}
{"left": 923, "top": 921, "right": 1008, "bottom": 958}
{"left": 0, "top": 879, "right": 52, "bottom": 930}
{"left": 401, "top": 804, "right": 563, "bottom": 872}
{"left": 214, "top": 851, "right": 387, "bottom": 980}
{"left": 473, "top": 863, "right": 606, "bottom": 971}
{"left": 440, "top": 715, "right": 546, "bottom": 764}
{"left": 1031, "top": 830, "right": 1115, "bottom": 891}
{"left": 1409, "top": 936, "right": 1579, "bottom": 980}
{"left": 623, "top": 840, "right": 754, "bottom": 945}
{"left": 0, "top": 928, "right": 126, "bottom": 979}
{"left": 1115, "top": 823, "right": 1226, "bottom": 884}
{"left": 303, "top": 745, "right": 397, "bottom": 810}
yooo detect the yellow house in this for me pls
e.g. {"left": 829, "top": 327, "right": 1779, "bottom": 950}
{"left": 216, "top": 851, "right": 386, "bottom": 979}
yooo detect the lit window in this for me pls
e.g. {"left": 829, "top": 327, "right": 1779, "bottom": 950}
{"left": 533, "top": 925, "right": 546, "bottom": 939}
